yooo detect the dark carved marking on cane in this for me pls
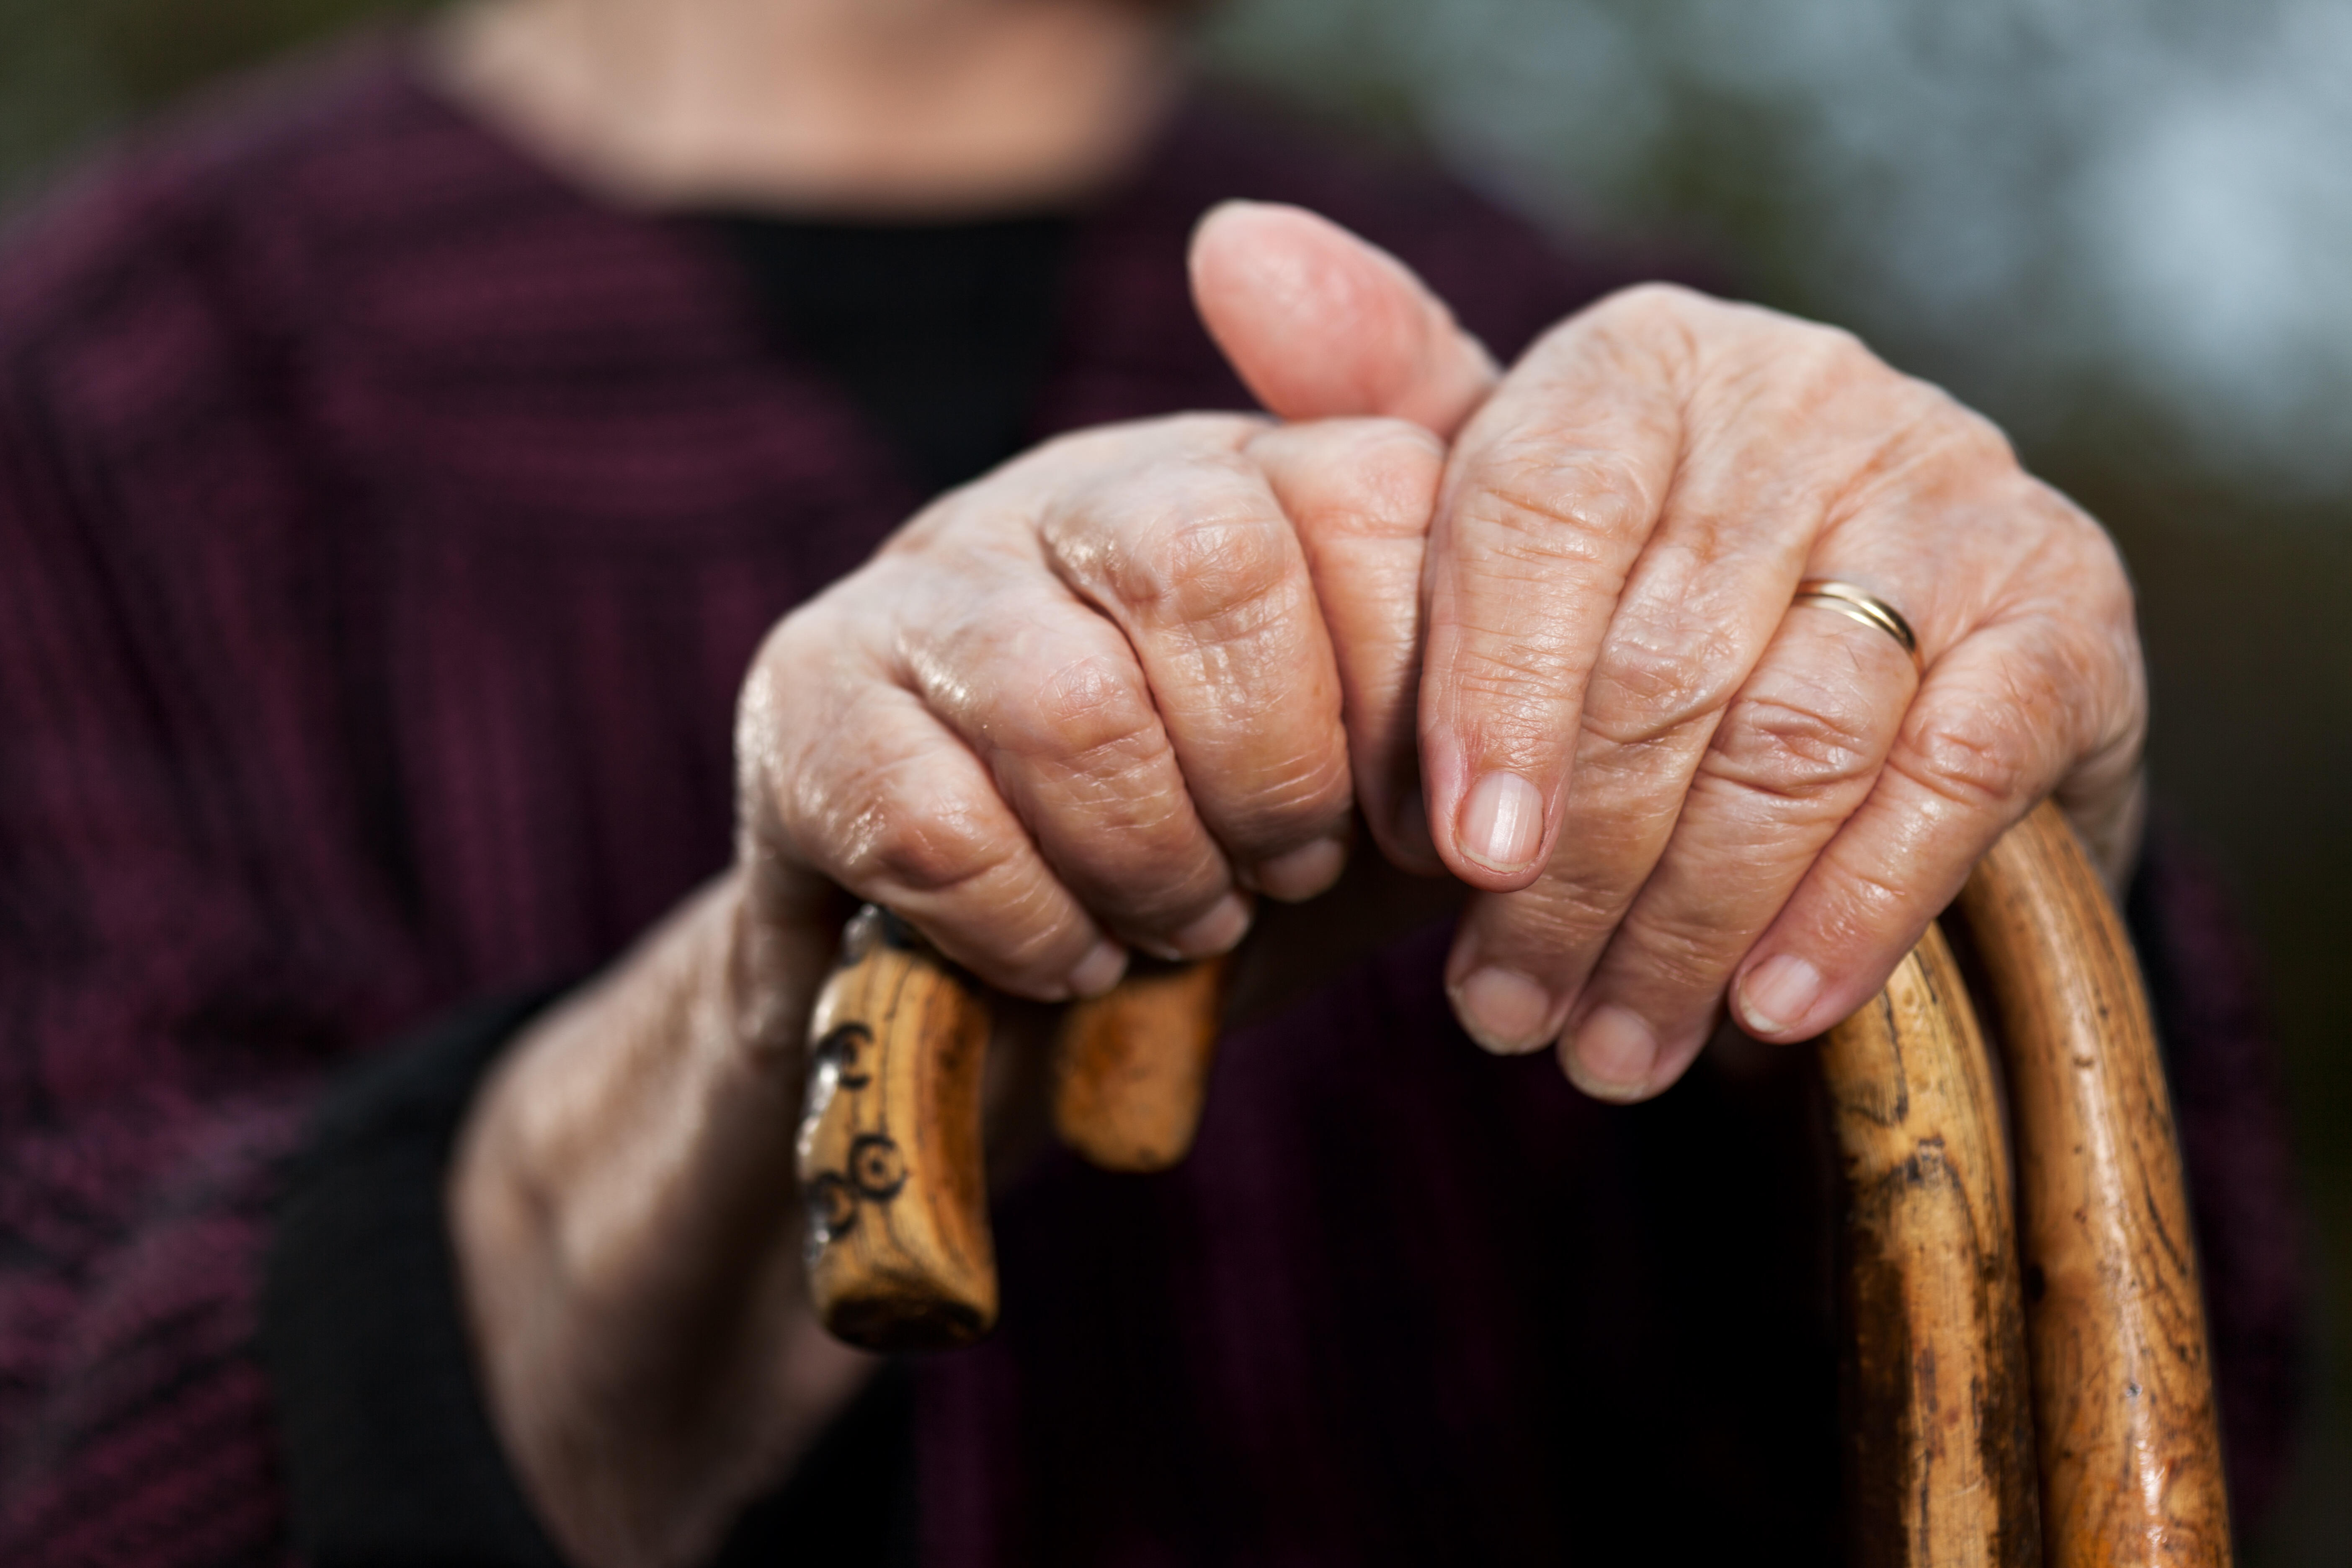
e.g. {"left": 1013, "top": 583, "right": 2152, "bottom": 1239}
{"left": 806, "top": 1172, "right": 858, "bottom": 1248}
{"left": 813, "top": 1021, "right": 874, "bottom": 1090}
{"left": 849, "top": 1133, "right": 909, "bottom": 1201}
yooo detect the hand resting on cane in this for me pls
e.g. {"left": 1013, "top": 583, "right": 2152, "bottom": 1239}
{"left": 446, "top": 205, "right": 2147, "bottom": 1568}
{"left": 448, "top": 407, "right": 1443, "bottom": 1566}
{"left": 1191, "top": 200, "right": 2147, "bottom": 1101}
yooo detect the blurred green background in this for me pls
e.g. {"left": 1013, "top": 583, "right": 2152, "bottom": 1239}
{"left": 5, "top": 0, "right": 2346, "bottom": 1558}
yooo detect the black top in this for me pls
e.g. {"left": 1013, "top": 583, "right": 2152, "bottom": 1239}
{"left": 718, "top": 213, "right": 1075, "bottom": 493}
{"left": 263, "top": 987, "right": 920, "bottom": 1568}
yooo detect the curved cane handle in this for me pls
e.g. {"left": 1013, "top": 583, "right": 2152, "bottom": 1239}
{"left": 1822, "top": 921, "right": 2042, "bottom": 1566}
{"left": 1825, "top": 799, "right": 2233, "bottom": 1565}
{"left": 1960, "top": 802, "right": 2231, "bottom": 1566}
{"left": 798, "top": 910, "right": 1230, "bottom": 1350}
{"left": 797, "top": 907, "right": 997, "bottom": 1350}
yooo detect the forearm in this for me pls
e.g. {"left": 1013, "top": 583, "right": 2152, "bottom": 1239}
{"left": 449, "top": 869, "right": 875, "bottom": 1568}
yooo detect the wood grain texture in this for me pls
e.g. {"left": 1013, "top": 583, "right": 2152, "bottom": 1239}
{"left": 792, "top": 808, "right": 2232, "bottom": 1568}
{"left": 1824, "top": 921, "right": 2043, "bottom": 1568}
{"left": 797, "top": 905, "right": 997, "bottom": 1351}
{"left": 1957, "top": 802, "right": 2233, "bottom": 1566}
{"left": 1051, "top": 954, "right": 1229, "bottom": 1171}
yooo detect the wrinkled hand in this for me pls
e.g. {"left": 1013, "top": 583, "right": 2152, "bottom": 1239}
{"left": 735, "top": 410, "right": 1447, "bottom": 1012}
{"left": 463, "top": 409, "right": 1444, "bottom": 1567}
{"left": 1193, "top": 202, "right": 2146, "bottom": 1102}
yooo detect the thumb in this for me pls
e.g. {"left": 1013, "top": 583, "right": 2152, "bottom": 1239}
{"left": 1189, "top": 200, "right": 1501, "bottom": 437}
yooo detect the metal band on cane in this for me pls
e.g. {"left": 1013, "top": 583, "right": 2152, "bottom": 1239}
{"left": 1794, "top": 578, "right": 1920, "bottom": 666}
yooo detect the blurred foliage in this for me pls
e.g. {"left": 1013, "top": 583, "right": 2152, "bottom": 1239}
{"left": 0, "top": 0, "right": 432, "bottom": 200}
{"left": 1203, "top": 0, "right": 2352, "bottom": 496}
{"left": 1, "top": 0, "right": 2347, "bottom": 1560}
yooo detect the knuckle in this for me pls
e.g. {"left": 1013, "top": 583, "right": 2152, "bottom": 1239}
{"left": 1793, "top": 316, "right": 1877, "bottom": 374}
{"left": 1936, "top": 396, "right": 2022, "bottom": 469}
{"left": 1023, "top": 649, "right": 1166, "bottom": 766}
{"left": 1591, "top": 281, "right": 1715, "bottom": 354}
{"left": 1896, "top": 703, "right": 2033, "bottom": 812}
{"left": 1602, "top": 280, "right": 1702, "bottom": 320}
{"left": 1061, "top": 847, "right": 1220, "bottom": 935}
{"left": 1706, "top": 681, "right": 1886, "bottom": 808}
{"left": 1444, "top": 641, "right": 1587, "bottom": 768}
{"left": 820, "top": 749, "right": 1011, "bottom": 900}
{"left": 1815, "top": 853, "right": 1913, "bottom": 934}
{"left": 915, "top": 606, "right": 1171, "bottom": 777}
{"left": 1583, "top": 620, "right": 1745, "bottom": 747}
{"left": 1117, "top": 494, "right": 1299, "bottom": 642}
{"left": 1510, "top": 877, "right": 1630, "bottom": 954}
{"left": 1237, "top": 738, "right": 1354, "bottom": 828}
{"left": 1466, "top": 890, "right": 1611, "bottom": 986}
{"left": 1038, "top": 785, "right": 1226, "bottom": 932}
{"left": 740, "top": 607, "right": 866, "bottom": 812}
{"left": 1467, "top": 439, "right": 1657, "bottom": 554}
{"left": 2035, "top": 493, "right": 2137, "bottom": 619}
{"left": 1596, "top": 284, "right": 1868, "bottom": 390}
{"left": 1310, "top": 421, "right": 1447, "bottom": 541}
{"left": 2035, "top": 619, "right": 2144, "bottom": 775}
{"left": 1616, "top": 912, "right": 1737, "bottom": 997}
{"left": 1739, "top": 314, "right": 1872, "bottom": 395}
{"left": 1046, "top": 762, "right": 1201, "bottom": 865}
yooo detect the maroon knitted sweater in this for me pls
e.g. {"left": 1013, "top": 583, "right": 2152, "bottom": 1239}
{"left": 0, "top": 39, "right": 2302, "bottom": 1567}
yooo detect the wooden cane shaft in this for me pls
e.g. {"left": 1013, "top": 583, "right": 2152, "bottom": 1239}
{"left": 1823, "top": 921, "right": 2043, "bottom": 1568}
{"left": 797, "top": 906, "right": 997, "bottom": 1351}
{"left": 1957, "top": 802, "right": 2232, "bottom": 1566}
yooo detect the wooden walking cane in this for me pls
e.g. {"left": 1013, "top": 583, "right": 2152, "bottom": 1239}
{"left": 793, "top": 802, "right": 2232, "bottom": 1564}
{"left": 794, "top": 905, "right": 1228, "bottom": 1348}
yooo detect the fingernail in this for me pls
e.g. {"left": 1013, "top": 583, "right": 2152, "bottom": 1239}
{"left": 1068, "top": 939, "right": 1129, "bottom": 998}
{"left": 1457, "top": 771, "right": 1545, "bottom": 874}
{"left": 1254, "top": 835, "right": 1349, "bottom": 902}
{"left": 1170, "top": 892, "right": 1252, "bottom": 958}
{"left": 1451, "top": 966, "right": 1558, "bottom": 1055}
{"left": 1565, "top": 1005, "right": 1659, "bottom": 1101}
{"left": 1738, "top": 954, "right": 1823, "bottom": 1037}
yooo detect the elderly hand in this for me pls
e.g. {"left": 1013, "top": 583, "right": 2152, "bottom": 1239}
{"left": 454, "top": 406, "right": 1444, "bottom": 1568}
{"left": 734, "top": 410, "right": 1450, "bottom": 1005}
{"left": 1192, "top": 202, "right": 2146, "bottom": 1103}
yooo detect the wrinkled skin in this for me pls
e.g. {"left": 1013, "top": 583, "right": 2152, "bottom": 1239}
{"left": 451, "top": 205, "right": 2144, "bottom": 1567}
{"left": 753, "top": 201, "right": 2145, "bottom": 1096}
{"left": 1190, "top": 203, "right": 2144, "bottom": 1096}
{"left": 739, "top": 411, "right": 1446, "bottom": 998}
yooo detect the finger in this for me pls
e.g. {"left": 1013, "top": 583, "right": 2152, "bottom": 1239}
{"left": 747, "top": 625, "right": 1127, "bottom": 1002}
{"left": 1729, "top": 603, "right": 2141, "bottom": 1045}
{"left": 1545, "top": 586, "right": 1922, "bottom": 1098}
{"left": 1246, "top": 416, "right": 1449, "bottom": 872}
{"left": 1433, "top": 314, "right": 1955, "bottom": 1081}
{"left": 1034, "top": 418, "right": 1357, "bottom": 900}
{"left": 1417, "top": 285, "right": 1703, "bottom": 892}
{"left": 887, "top": 552, "right": 1254, "bottom": 963}
{"left": 1189, "top": 200, "right": 1500, "bottom": 434}
{"left": 1430, "top": 541, "right": 1891, "bottom": 1067}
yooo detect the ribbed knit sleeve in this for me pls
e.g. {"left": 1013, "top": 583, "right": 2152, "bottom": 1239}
{"left": 0, "top": 203, "right": 383, "bottom": 1561}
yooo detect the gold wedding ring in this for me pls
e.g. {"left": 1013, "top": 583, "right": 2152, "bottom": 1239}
{"left": 1794, "top": 578, "right": 1919, "bottom": 664}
